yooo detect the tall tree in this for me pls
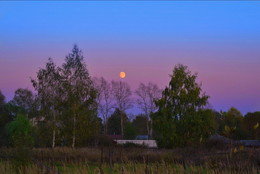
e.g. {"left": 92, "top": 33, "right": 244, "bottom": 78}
{"left": 0, "top": 90, "right": 5, "bottom": 108}
{"left": 31, "top": 58, "right": 62, "bottom": 148}
{"left": 132, "top": 114, "right": 148, "bottom": 135}
{"left": 107, "top": 108, "right": 129, "bottom": 136}
{"left": 219, "top": 107, "right": 245, "bottom": 140}
{"left": 135, "top": 82, "right": 161, "bottom": 138}
{"left": 0, "top": 91, "right": 12, "bottom": 146}
{"left": 112, "top": 81, "right": 132, "bottom": 138}
{"left": 153, "top": 64, "right": 211, "bottom": 148}
{"left": 93, "top": 77, "right": 113, "bottom": 135}
{"left": 243, "top": 112, "right": 260, "bottom": 139}
{"left": 62, "top": 45, "right": 98, "bottom": 147}
{"left": 11, "top": 88, "right": 38, "bottom": 119}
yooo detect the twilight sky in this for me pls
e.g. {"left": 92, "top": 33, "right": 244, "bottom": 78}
{"left": 0, "top": 2, "right": 260, "bottom": 114}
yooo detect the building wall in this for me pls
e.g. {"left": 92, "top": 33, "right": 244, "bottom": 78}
{"left": 115, "top": 140, "right": 157, "bottom": 148}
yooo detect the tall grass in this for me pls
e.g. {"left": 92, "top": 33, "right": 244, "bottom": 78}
{"left": 0, "top": 146, "right": 259, "bottom": 173}
{"left": 0, "top": 160, "right": 259, "bottom": 174}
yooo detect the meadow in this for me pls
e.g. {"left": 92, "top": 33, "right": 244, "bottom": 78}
{"left": 0, "top": 144, "right": 259, "bottom": 174}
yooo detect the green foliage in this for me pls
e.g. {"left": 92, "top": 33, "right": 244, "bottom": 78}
{"left": 218, "top": 107, "right": 245, "bottom": 140}
{"left": 124, "top": 122, "right": 136, "bottom": 140}
{"left": 132, "top": 115, "right": 148, "bottom": 135}
{"left": 107, "top": 108, "right": 129, "bottom": 135}
{"left": 11, "top": 88, "right": 39, "bottom": 119}
{"left": 152, "top": 64, "right": 213, "bottom": 148}
{"left": 243, "top": 112, "right": 260, "bottom": 139}
{"left": 6, "top": 114, "right": 34, "bottom": 164}
{"left": 32, "top": 45, "right": 100, "bottom": 147}
{"left": 73, "top": 108, "right": 101, "bottom": 146}
{"left": 0, "top": 91, "right": 13, "bottom": 146}
{"left": 6, "top": 117, "right": 33, "bottom": 150}
{"left": 178, "top": 109, "right": 217, "bottom": 145}
{"left": 253, "top": 122, "right": 259, "bottom": 130}
{"left": 34, "top": 124, "right": 52, "bottom": 147}
{"left": 62, "top": 45, "right": 99, "bottom": 147}
{"left": 31, "top": 57, "right": 63, "bottom": 148}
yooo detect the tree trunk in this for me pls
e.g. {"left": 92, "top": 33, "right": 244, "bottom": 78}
{"left": 52, "top": 130, "right": 56, "bottom": 148}
{"left": 72, "top": 111, "right": 76, "bottom": 148}
{"left": 121, "top": 112, "right": 124, "bottom": 139}
{"left": 146, "top": 114, "right": 150, "bottom": 139}
{"left": 150, "top": 119, "right": 153, "bottom": 139}
{"left": 104, "top": 121, "right": 107, "bottom": 135}
{"left": 52, "top": 110, "right": 56, "bottom": 148}
{"left": 104, "top": 115, "right": 108, "bottom": 135}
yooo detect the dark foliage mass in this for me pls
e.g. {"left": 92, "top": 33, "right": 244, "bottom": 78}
{"left": 152, "top": 64, "right": 215, "bottom": 148}
{"left": 107, "top": 108, "right": 129, "bottom": 136}
{"left": 0, "top": 45, "right": 259, "bottom": 150}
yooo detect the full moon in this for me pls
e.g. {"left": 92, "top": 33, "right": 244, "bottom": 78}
{"left": 119, "top": 72, "right": 126, "bottom": 79}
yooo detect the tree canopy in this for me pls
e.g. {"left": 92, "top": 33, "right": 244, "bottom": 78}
{"left": 153, "top": 64, "right": 214, "bottom": 148}
{"left": 31, "top": 45, "right": 99, "bottom": 148}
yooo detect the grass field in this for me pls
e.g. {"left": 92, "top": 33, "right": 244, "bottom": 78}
{"left": 0, "top": 145, "right": 259, "bottom": 174}
{"left": 1, "top": 161, "right": 258, "bottom": 174}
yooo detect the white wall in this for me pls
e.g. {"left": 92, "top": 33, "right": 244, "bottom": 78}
{"left": 115, "top": 140, "right": 157, "bottom": 148}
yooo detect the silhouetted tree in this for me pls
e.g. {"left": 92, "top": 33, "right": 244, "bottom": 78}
{"left": 0, "top": 91, "right": 5, "bottom": 108}
{"left": 93, "top": 77, "right": 113, "bottom": 135}
{"left": 132, "top": 114, "right": 148, "bottom": 135}
{"left": 112, "top": 81, "right": 132, "bottom": 138}
{"left": 0, "top": 91, "right": 13, "bottom": 146}
{"left": 243, "top": 112, "right": 260, "bottom": 139}
{"left": 219, "top": 107, "right": 245, "bottom": 140}
{"left": 135, "top": 82, "right": 161, "bottom": 138}
{"left": 11, "top": 88, "right": 39, "bottom": 119}
{"left": 107, "top": 108, "right": 129, "bottom": 136}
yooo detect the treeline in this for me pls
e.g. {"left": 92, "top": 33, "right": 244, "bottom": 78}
{"left": 0, "top": 45, "right": 259, "bottom": 149}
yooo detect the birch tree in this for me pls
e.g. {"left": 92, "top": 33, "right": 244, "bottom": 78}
{"left": 62, "top": 45, "right": 97, "bottom": 147}
{"left": 12, "top": 88, "right": 39, "bottom": 119}
{"left": 135, "top": 82, "right": 161, "bottom": 138}
{"left": 31, "top": 58, "right": 62, "bottom": 148}
{"left": 112, "top": 81, "right": 132, "bottom": 138}
{"left": 93, "top": 77, "right": 113, "bottom": 135}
